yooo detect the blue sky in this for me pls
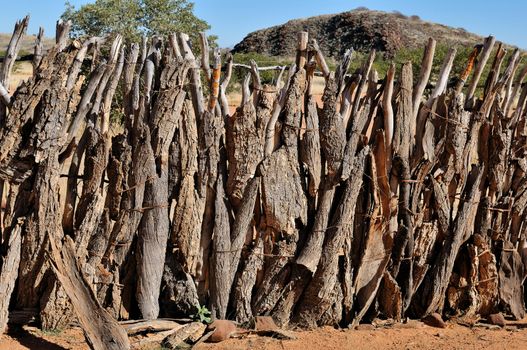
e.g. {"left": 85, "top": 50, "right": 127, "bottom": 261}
{"left": 1, "top": 0, "right": 526, "bottom": 49}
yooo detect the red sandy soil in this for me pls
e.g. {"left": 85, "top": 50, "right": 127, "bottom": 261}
{"left": 2, "top": 319, "right": 527, "bottom": 350}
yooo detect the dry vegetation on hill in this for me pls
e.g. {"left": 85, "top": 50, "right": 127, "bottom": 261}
{"left": 233, "top": 8, "right": 491, "bottom": 58}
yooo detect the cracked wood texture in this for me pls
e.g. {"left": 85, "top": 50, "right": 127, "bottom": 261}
{"left": 1, "top": 16, "right": 527, "bottom": 349}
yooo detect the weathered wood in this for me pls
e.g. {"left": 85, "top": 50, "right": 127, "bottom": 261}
{"left": 121, "top": 319, "right": 182, "bottom": 335}
{"left": 1, "top": 27, "right": 527, "bottom": 343}
{"left": 55, "top": 19, "right": 72, "bottom": 52}
{"left": 48, "top": 237, "right": 130, "bottom": 350}
{"left": 352, "top": 148, "right": 392, "bottom": 324}
{"left": 382, "top": 63, "right": 395, "bottom": 150}
{"left": 417, "top": 167, "right": 482, "bottom": 316}
{"left": 411, "top": 38, "right": 436, "bottom": 123}
{"left": 466, "top": 36, "right": 495, "bottom": 107}
{"left": 33, "top": 27, "right": 45, "bottom": 71}
{"left": 232, "top": 237, "right": 264, "bottom": 323}
{"left": 264, "top": 63, "right": 295, "bottom": 156}
{"left": 310, "top": 39, "right": 330, "bottom": 79}
{"left": 300, "top": 67, "right": 322, "bottom": 197}
{"left": 0, "top": 15, "right": 29, "bottom": 88}
{"left": 161, "top": 321, "right": 206, "bottom": 349}
{"left": 295, "top": 148, "right": 368, "bottom": 328}
{"left": 0, "top": 218, "right": 24, "bottom": 333}
{"left": 296, "top": 32, "right": 308, "bottom": 70}
{"left": 210, "top": 176, "right": 231, "bottom": 319}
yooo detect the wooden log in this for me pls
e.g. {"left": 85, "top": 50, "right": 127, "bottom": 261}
{"left": 501, "top": 49, "right": 521, "bottom": 113}
{"left": 227, "top": 178, "right": 259, "bottom": 290}
{"left": 505, "top": 59, "right": 527, "bottom": 119}
{"left": 352, "top": 147, "right": 393, "bottom": 324}
{"left": 101, "top": 46, "right": 125, "bottom": 135}
{"left": 416, "top": 166, "right": 482, "bottom": 316}
{"left": 0, "top": 83, "right": 11, "bottom": 106}
{"left": 33, "top": 27, "right": 45, "bottom": 71}
{"left": 161, "top": 322, "right": 206, "bottom": 349}
{"left": 219, "top": 53, "right": 233, "bottom": 118}
{"left": 207, "top": 50, "right": 221, "bottom": 112}
{"left": 310, "top": 39, "right": 330, "bottom": 79}
{"left": 300, "top": 66, "right": 322, "bottom": 197}
{"left": 199, "top": 32, "right": 212, "bottom": 83}
{"left": 0, "top": 15, "right": 29, "bottom": 135}
{"left": 318, "top": 52, "right": 350, "bottom": 179}
{"left": 232, "top": 237, "right": 264, "bottom": 323}
{"left": 0, "top": 218, "right": 24, "bottom": 333}
{"left": 65, "top": 62, "right": 107, "bottom": 144}
{"left": 296, "top": 32, "right": 308, "bottom": 70}
{"left": 225, "top": 97, "right": 262, "bottom": 206}
{"left": 412, "top": 38, "right": 436, "bottom": 125}
{"left": 351, "top": 50, "right": 373, "bottom": 122}
{"left": 121, "top": 319, "right": 182, "bottom": 335}
{"left": 382, "top": 63, "right": 395, "bottom": 152}
{"left": 170, "top": 100, "right": 204, "bottom": 276}
{"left": 483, "top": 43, "right": 506, "bottom": 97}
{"left": 55, "top": 19, "right": 72, "bottom": 52}
{"left": 295, "top": 148, "right": 368, "bottom": 328}
{"left": 498, "top": 240, "right": 525, "bottom": 320}
{"left": 136, "top": 51, "right": 189, "bottom": 320}
{"left": 48, "top": 237, "right": 130, "bottom": 350}
{"left": 0, "top": 15, "right": 29, "bottom": 88}
{"left": 210, "top": 176, "right": 231, "bottom": 319}
{"left": 9, "top": 48, "right": 81, "bottom": 329}
{"left": 264, "top": 63, "right": 295, "bottom": 156}
{"left": 465, "top": 36, "right": 495, "bottom": 108}
{"left": 455, "top": 45, "right": 481, "bottom": 95}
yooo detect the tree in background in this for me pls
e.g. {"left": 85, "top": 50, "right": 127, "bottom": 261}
{"left": 62, "top": 0, "right": 215, "bottom": 44}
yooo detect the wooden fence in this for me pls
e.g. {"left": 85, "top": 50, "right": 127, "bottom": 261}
{"left": 0, "top": 16, "right": 527, "bottom": 349}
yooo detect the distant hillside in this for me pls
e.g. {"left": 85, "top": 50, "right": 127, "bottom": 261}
{"left": 0, "top": 33, "right": 54, "bottom": 57}
{"left": 233, "top": 8, "right": 490, "bottom": 58}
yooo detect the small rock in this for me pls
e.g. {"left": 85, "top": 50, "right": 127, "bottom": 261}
{"left": 487, "top": 313, "right": 506, "bottom": 327}
{"left": 422, "top": 313, "right": 447, "bottom": 328}
{"left": 207, "top": 320, "right": 239, "bottom": 343}
{"left": 354, "top": 324, "right": 375, "bottom": 331}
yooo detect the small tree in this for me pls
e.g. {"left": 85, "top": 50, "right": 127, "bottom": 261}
{"left": 62, "top": 0, "right": 215, "bottom": 44}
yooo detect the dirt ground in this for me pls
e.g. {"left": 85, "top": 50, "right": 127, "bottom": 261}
{"left": 2, "top": 319, "right": 527, "bottom": 350}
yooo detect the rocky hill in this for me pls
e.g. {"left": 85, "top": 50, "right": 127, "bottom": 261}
{"left": 232, "top": 8, "right": 485, "bottom": 58}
